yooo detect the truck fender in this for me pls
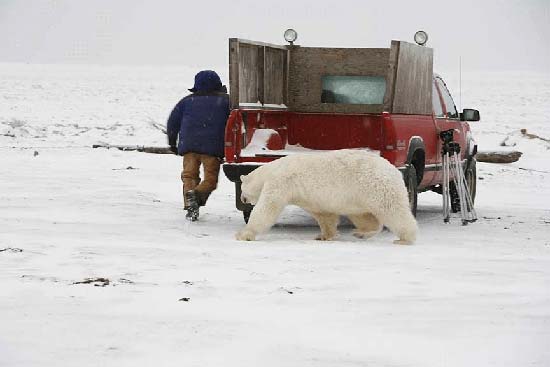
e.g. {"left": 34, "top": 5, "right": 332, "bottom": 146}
{"left": 406, "top": 136, "right": 426, "bottom": 184}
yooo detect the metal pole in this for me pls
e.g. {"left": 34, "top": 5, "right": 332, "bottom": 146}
{"left": 459, "top": 56, "right": 462, "bottom": 112}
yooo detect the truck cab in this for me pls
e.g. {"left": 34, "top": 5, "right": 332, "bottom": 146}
{"left": 222, "top": 33, "right": 479, "bottom": 221}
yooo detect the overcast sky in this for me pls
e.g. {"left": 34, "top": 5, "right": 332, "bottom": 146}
{"left": 1, "top": 0, "right": 548, "bottom": 72}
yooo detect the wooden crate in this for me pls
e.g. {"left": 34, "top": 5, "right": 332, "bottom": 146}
{"left": 228, "top": 39, "right": 433, "bottom": 115}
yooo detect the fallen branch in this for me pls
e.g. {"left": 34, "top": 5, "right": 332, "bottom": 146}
{"left": 520, "top": 128, "right": 550, "bottom": 142}
{"left": 73, "top": 277, "right": 110, "bottom": 287}
{"left": 518, "top": 167, "right": 550, "bottom": 174}
{"left": 0, "top": 247, "right": 23, "bottom": 253}
{"left": 476, "top": 151, "right": 522, "bottom": 164}
{"left": 92, "top": 144, "right": 175, "bottom": 154}
{"left": 501, "top": 128, "right": 550, "bottom": 147}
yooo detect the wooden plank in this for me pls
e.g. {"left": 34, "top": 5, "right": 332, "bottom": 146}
{"left": 391, "top": 41, "right": 433, "bottom": 115}
{"left": 288, "top": 47, "right": 390, "bottom": 113}
{"left": 238, "top": 44, "right": 260, "bottom": 103}
{"left": 231, "top": 38, "right": 289, "bottom": 50}
{"left": 284, "top": 46, "right": 290, "bottom": 105}
{"left": 229, "top": 38, "right": 240, "bottom": 109}
{"left": 264, "top": 47, "right": 286, "bottom": 105}
{"left": 258, "top": 46, "right": 265, "bottom": 104}
{"left": 383, "top": 40, "right": 400, "bottom": 112}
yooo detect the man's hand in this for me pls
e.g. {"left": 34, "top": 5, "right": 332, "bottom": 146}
{"left": 169, "top": 145, "right": 178, "bottom": 154}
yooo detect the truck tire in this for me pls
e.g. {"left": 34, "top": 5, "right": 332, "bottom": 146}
{"left": 243, "top": 209, "right": 252, "bottom": 223}
{"left": 406, "top": 165, "right": 418, "bottom": 217}
{"left": 450, "top": 159, "right": 477, "bottom": 212}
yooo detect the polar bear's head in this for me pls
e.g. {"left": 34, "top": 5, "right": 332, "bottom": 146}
{"left": 240, "top": 171, "right": 265, "bottom": 205}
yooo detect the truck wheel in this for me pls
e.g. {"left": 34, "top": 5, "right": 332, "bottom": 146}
{"left": 243, "top": 210, "right": 252, "bottom": 223}
{"left": 406, "top": 165, "right": 418, "bottom": 217}
{"left": 450, "top": 159, "right": 477, "bottom": 213}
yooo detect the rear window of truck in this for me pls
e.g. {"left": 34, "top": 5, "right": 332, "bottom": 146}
{"left": 321, "top": 76, "right": 386, "bottom": 104}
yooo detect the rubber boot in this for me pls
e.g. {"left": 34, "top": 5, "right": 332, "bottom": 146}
{"left": 185, "top": 190, "right": 199, "bottom": 221}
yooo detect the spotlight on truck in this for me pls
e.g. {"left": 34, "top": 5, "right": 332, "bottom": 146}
{"left": 284, "top": 29, "right": 298, "bottom": 45}
{"left": 414, "top": 30, "right": 428, "bottom": 46}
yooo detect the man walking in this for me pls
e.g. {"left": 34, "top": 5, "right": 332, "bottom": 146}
{"left": 167, "top": 70, "right": 230, "bottom": 221}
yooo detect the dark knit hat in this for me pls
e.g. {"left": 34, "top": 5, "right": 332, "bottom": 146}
{"left": 189, "top": 70, "right": 223, "bottom": 92}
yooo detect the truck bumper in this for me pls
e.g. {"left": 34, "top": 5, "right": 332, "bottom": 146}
{"left": 222, "top": 163, "right": 261, "bottom": 182}
{"left": 223, "top": 163, "right": 261, "bottom": 212}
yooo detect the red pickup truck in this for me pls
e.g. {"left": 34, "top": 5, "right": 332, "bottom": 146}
{"left": 222, "top": 35, "right": 479, "bottom": 222}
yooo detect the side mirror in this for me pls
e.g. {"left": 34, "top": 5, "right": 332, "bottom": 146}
{"left": 461, "top": 109, "right": 480, "bottom": 122}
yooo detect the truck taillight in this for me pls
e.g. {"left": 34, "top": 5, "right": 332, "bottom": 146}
{"left": 382, "top": 112, "right": 396, "bottom": 150}
{"left": 224, "top": 110, "right": 241, "bottom": 163}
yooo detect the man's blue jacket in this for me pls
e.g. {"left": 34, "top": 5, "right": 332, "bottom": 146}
{"left": 167, "top": 72, "right": 230, "bottom": 158}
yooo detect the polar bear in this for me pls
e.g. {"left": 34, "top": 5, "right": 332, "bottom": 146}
{"left": 235, "top": 149, "right": 418, "bottom": 244}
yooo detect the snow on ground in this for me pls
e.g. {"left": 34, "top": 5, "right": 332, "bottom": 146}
{"left": 1, "top": 64, "right": 550, "bottom": 367}
{"left": 0, "top": 63, "right": 203, "bottom": 147}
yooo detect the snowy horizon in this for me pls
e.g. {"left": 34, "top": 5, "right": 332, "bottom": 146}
{"left": 1, "top": 0, "right": 549, "bottom": 72}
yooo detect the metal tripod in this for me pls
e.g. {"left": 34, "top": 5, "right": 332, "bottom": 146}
{"left": 440, "top": 129, "right": 477, "bottom": 225}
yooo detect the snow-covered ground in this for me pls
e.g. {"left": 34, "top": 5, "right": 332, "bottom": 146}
{"left": 1, "top": 63, "right": 549, "bottom": 367}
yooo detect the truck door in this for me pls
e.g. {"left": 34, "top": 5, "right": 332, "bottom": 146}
{"left": 433, "top": 76, "right": 467, "bottom": 182}
{"left": 228, "top": 39, "right": 290, "bottom": 110}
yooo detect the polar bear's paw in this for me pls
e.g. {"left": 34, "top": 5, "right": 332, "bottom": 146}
{"left": 353, "top": 230, "right": 379, "bottom": 239}
{"left": 315, "top": 233, "right": 337, "bottom": 241}
{"left": 352, "top": 231, "right": 365, "bottom": 239}
{"left": 393, "top": 239, "right": 413, "bottom": 245}
{"left": 236, "top": 229, "right": 257, "bottom": 241}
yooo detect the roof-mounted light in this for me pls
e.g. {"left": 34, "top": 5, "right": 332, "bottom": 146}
{"left": 284, "top": 29, "right": 298, "bottom": 45}
{"left": 414, "top": 30, "right": 428, "bottom": 46}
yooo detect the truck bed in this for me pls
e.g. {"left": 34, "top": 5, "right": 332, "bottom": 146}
{"left": 224, "top": 109, "right": 383, "bottom": 163}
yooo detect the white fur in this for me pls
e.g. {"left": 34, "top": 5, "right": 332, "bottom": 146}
{"left": 236, "top": 149, "right": 418, "bottom": 244}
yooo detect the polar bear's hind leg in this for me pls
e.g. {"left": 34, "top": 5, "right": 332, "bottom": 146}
{"left": 310, "top": 212, "right": 339, "bottom": 241}
{"left": 381, "top": 207, "right": 417, "bottom": 245}
{"left": 348, "top": 213, "right": 382, "bottom": 239}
